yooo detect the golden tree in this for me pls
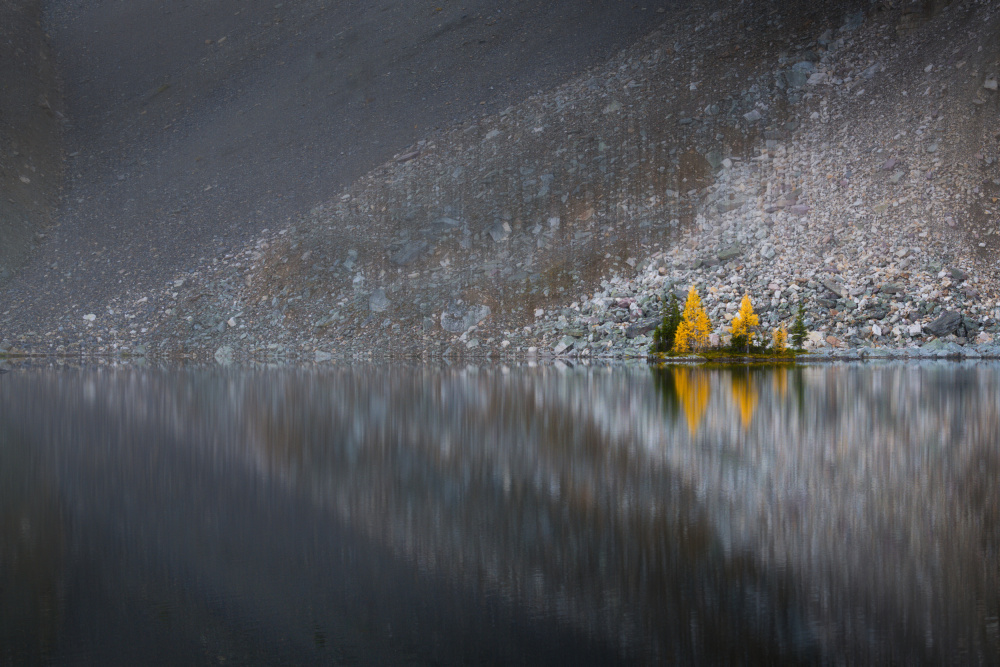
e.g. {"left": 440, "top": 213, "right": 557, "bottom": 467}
{"left": 772, "top": 324, "right": 788, "bottom": 352}
{"left": 673, "top": 287, "right": 712, "bottom": 353}
{"left": 728, "top": 293, "right": 759, "bottom": 352}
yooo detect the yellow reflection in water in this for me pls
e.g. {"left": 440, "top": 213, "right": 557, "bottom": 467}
{"left": 774, "top": 366, "right": 788, "bottom": 400}
{"left": 672, "top": 367, "right": 711, "bottom": 435}
{"left": 729, "top": 369, "right": 758, "bottom": 431}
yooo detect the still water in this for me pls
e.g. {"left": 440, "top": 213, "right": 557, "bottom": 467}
{"left": 1, "top": 362, "right": 998, "bottom": 665}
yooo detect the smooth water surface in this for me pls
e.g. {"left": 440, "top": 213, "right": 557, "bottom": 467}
{"left": 1, "top": 362, "right": 999, "bottom": 664}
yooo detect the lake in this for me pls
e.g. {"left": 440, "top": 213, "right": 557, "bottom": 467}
{"left": 1, "top": 361, "right": 998, "bottom": 664}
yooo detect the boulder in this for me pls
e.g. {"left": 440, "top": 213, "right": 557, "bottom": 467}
{"left": 924, "top": 310, "right": 963, "bottom": 337}
{"left": 821, "top": 279, "right": 845, "bottom": 297}
{"left": 368, "top": 288, "right": 390, "bottom": 312}
{"left": 626, "top": 317, "right": 660, "bottom": 339}
{"left": 717, "top": 243, "right": 742, "bottom": 262}
{"left": 441, "top": 303, "right": 491, "bottom": 333}
{"left": 389, "top": 240, "right": 428, "bottom": 265}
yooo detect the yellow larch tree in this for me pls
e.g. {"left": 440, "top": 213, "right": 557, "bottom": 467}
{"left": 772, "top": 324, "right": 788, "bottom": 352}
{"left": 728, "top": 293, "right": 759, "bottom": 352}
{"left": 673, "top": 286, "right": 712, "bottom": 353}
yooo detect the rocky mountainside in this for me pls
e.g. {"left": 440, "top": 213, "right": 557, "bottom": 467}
{"left": 2, "top": 0, "right": 999, "bottom": 360}
{"left": 0, "top": 0, "right": 63, "bottom": 283}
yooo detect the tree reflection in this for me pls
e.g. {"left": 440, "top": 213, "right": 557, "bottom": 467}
{"left": 729, "top": 368, "right": 759, "bottom": 431}
{"left": 671, "top": 367, "right": 712, "bottom": 435}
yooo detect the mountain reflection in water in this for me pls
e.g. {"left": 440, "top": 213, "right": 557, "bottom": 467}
{"left": 1, "top": 362, "right": 998, "bottom": 664}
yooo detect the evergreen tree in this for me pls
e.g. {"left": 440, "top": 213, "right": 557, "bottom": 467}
{"left": 728, "top": 293, "right": 759, "bottom": 353}
{"left": 651, "top": 293, "right": 682, "bottom": 354}
{"left": 790, "top": 301, "right": 808, "bottom": 349}
{"left": 673, "top": 287, "right": 711, "bottom": 353}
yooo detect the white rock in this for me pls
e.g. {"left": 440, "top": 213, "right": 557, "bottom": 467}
{"left": 908, "top": 323, "right": 921, "bottom": 336}
{"left": 83, "top": 313, "right": 96, "bottom": 322}
{"left": 872, "top": 324, "right": 883, "bottom": 337}
{"left": 534, "top": 308, "right": 544, "bottom": 318}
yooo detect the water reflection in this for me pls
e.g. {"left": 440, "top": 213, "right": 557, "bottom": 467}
{"left": 1, "top": 362, "right": 999, "bottom": 664}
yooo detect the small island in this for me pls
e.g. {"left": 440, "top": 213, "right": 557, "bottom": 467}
{"left": 648, "top": 287, "right": 808, "bottom": 363}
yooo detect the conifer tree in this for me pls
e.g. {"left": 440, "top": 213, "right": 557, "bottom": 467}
{"left": 673, "top": 287, "right": 711, "bottom": 353}
{"left": 729, "top": 293, "right": 759, "bottom": 353}
{"left": 694, "top": 308, "right": 712, "bottom": 349}
{"left": 772, "top": 324, "right": 788, "bottom": 352}
{"left": 673, "top": 318, "right": 693, "bottom": 354}
{"left": 651, "top": 293, "right": 682, "bottom": 354}
{"left": 790, "top": 301, "right": 808, "bottom": 350}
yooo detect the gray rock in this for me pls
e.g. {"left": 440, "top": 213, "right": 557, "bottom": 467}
{"left": 841, "top": 11, "right": 864, "bottom": 32}
{"left": 705, "top": 148, "right": 724, "bottom": 170}
{"left": 369, "top": 288, "right": 390, "bottom": 312}
{"left": 488, "top": 222, "right": 510, "bottom": 243}
{"left": 214, "top": 345, "right": 234, "bottom": 365}
{"left": 390, "top": 241, "right": 428, "bottom": 265}
{"left": 553, "top": 336, "right": 575, "bottom": 355}
{"left": 948, "top": 266, "right": 968, "bottom": 281}
{"left": 880, "top": 283, "right": 902, "bottom": 295}
{"left": 937, "top": 342, "right": 965, "bottom": 358}
{"left": 716, "top": 195, "right": 748, "bottom": 213}
{"left": 924, "top": 310, "right": 963, "bottom": 337}
{"left": 314, "top": 350, "right": 333, "bottom": 362}
{"left": 626, "top": 317, "right": 660, "bottom": 339}
{"left": 717, "top": 243, "right": 742, "bottom": 261}
{"left": 821, "top": 279, "right": 846, "bottom": 298}
{"left": 782, "top": 69, "right": 809, "bottom": 89}
{"left": 441, "top": 303, "right": 491, "bottom": 333}
{"left": 743, "top": 109, "right": 762, "bottom": 122}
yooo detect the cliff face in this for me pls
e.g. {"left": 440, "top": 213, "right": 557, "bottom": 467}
{"left": 0, "top": 0, "right": 63, "bottom": 283}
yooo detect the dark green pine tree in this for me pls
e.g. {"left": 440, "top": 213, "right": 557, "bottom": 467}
{"left": 790, "top": 301, "right": 808, "bottom": 350}
{"left": 651, "top": 293, "right": 682, "bottom": 354}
